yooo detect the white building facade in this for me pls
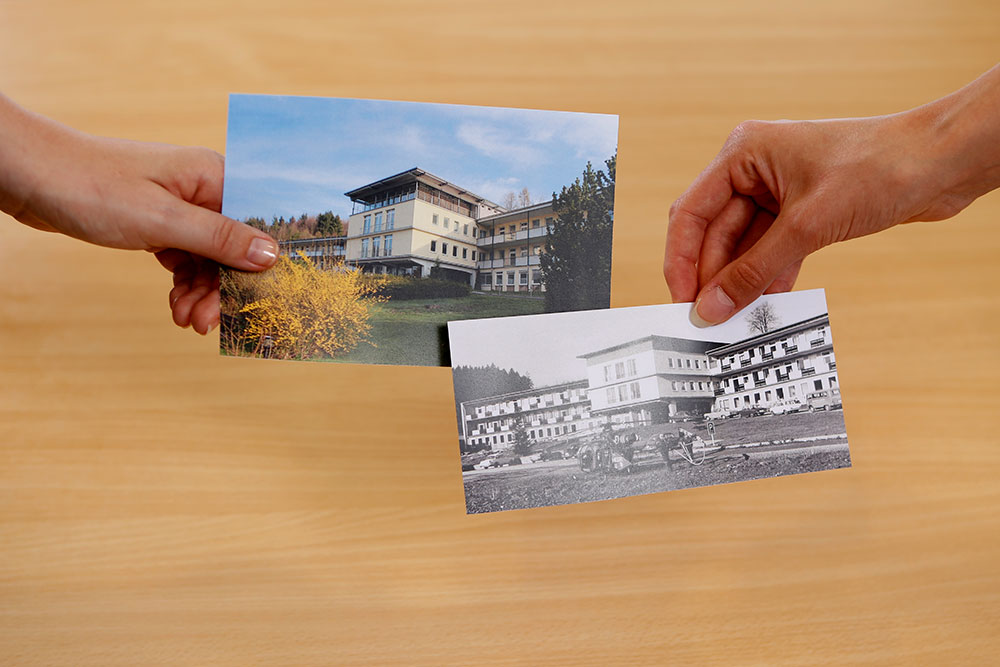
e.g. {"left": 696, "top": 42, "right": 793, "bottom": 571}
{"left": 461, "top": 380, "right": 597, "bottom": 452}
{"left": 707, "top": 314, "right": 838, "bottom": 412}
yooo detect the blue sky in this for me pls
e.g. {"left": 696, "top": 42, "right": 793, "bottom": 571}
{"left": 221, "top": 95, "right": 619, "bottom": 223}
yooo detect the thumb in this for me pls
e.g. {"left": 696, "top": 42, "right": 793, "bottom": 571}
{"left": 155, "top": 199, "right": 279, "bottom": 271}
{"left": 689, "top": 216, "right": 806, "bottom": 327}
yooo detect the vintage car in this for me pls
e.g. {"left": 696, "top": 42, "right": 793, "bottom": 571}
{"left": 805, "top": 389, "right": 842, "bottom": 411}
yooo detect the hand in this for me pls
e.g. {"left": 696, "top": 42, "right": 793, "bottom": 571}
{"left": 665, "top": 65, "right": 1000, "bottom": 326}
{"left": 0, "top": 94, "right": 278, "bottom": 335}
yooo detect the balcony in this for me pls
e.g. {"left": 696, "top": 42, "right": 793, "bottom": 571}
{"left": 477, "top": 259, "right": 505, "bottom": 270}
{"left": 810, "top": 338, "right": 826, "bottom": 348}
{"left": 477, "top": 227, "right": 549, "bottom": 247}
{"left": 800, "top": 367, "right": 816, "bottom": 376}
{"left": 762, "top": 352, "right": 773, "bottom": 361}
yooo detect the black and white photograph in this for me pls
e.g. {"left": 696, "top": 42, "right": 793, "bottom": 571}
{"left": 449, "top": 289, "right": 850, "bottom": 513}
{"left": 219, "top": 94, "right": 618, "bottom": 366}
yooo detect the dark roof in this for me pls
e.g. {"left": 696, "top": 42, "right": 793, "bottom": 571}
{"left": 578, "top": 335, "right": 726, "bottom": 360}
{"left": 344, "top": 167, "right": 502, "bottom": 208}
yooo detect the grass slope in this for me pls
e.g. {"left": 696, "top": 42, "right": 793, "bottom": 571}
{"left": 332, "top": 293, "right": 545, "bottom": 366}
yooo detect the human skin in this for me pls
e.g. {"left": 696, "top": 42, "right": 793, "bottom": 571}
{"left": 0, "top": 93, "right": 278, "bottom": 335}
{"left": 665, "top": 64, "right": 1000, "bottom": 327}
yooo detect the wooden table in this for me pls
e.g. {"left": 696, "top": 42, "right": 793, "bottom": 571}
{"left": 2, "top": 1, "right": 998, "bottom": 664}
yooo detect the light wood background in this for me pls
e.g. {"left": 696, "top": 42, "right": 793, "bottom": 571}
{"left": 2, "top": 1, "right": 999, "bottom": 664}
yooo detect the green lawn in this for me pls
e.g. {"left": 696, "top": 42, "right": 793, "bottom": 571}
{"left": 330, "top": 293, "right": 545, "bottom": 366}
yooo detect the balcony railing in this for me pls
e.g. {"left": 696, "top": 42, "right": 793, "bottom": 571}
{"left": 810, "top": 338, "right": 826, "bottom": 347}
{"left": 800, "top": 367, "right": 816, "bottom": 376}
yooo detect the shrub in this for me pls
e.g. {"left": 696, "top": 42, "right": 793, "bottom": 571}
{"left": 222, "top": 253, "right": 386, "bottom": 360}
{"left": 360, "top": 274, "right": 470, "bottom": 300}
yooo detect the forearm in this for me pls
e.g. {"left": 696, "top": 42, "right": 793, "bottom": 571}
{"left": 907, "top": 64, "right": 1000, "bottom": 218}
{"left": 0, "top": 93, "right": 82, "bottom": 227}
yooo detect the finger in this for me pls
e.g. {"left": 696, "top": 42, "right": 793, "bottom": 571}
{"left": 764, "top": 260, "right": 803, "bottom": 294}
{"left": 189, "top": 287, "right": 220, "bottom": 335}
{"left": 696, "top": 195, "right": 756, "bottom": 290}
{"left": 171, "top": 266, "right": 216, "bottom": 328}
{"left": 147, "top": 194, "right": 279, "bottom": 272}
{"left": 664, "top": 154, "right": 738, "bottom": 303}
{"left": 690, "top": 213, "right": 807, "bottom": 327}
{"left": 154, "top": 248, "right": 195, "bottom": 273}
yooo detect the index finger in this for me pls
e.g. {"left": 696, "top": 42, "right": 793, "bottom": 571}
{"left": 664, "top": 155, "right": 735, "bottom": 303}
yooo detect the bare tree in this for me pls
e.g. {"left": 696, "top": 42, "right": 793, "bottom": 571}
{"left": 746, "top": 302, "right": 780, "bottom": 335}
{"left": 502, "top": 191, "right": 518, "bottom": 209}
{"left": 518, "top": 187, "right": 532, "bottom": 207}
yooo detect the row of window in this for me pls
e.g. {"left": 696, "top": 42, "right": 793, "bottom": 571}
{"left": 671, "top": 381, "right": 710, "bottom": 392}
{"left": 428, "top": 240, "right": 475, "bottom": 260}
{"left": 360, "top": 235, "right": 392, "bottom": 259}
{"left": 714, "top": 326, "right": 828, "bottom": 368}
{"left": 481, "top": 271, "right": 541, "bottom": 286}
{"left": 718, "top": 376, "right": 837, "bottom": 409}
{"left": 431, "top": 214, "right": 473, "bottom": 238}
{"left": 666, "top": 356, "right": 706, "bottom": 370}
{"left": 606, "top": 382, "right": 641, "bottom": 405}
{"left": 482, "top": 217, "right": 555, "bottom": 239}
{"left": 362, "top": 209, "right": 396, "bottom": 235}
{"left": 720, "top": 354, "right": 835, "bottom": 389}
{"left": 603, "top": 359, "right": 639, "bottom": 383}
{"left": 469, "top": 421, "right": 579, "bottom": 448}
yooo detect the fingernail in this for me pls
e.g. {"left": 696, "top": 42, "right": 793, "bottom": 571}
{"left": 690, "top": 285, "right": 735, "bottom": 327}
{"left": 247, "top": 238, "right": 278, "bottom": 267}
{"left": 207, "top": 320, "right": 218, "bottom": 334}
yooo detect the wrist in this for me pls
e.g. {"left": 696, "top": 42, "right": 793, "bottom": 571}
{"left": 910, "top": 66, "right": 1000, "bottom": 207}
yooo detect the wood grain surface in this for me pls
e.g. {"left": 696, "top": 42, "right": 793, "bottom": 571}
{"left": 2, "top": 1, "right": 999, "bottom": 664}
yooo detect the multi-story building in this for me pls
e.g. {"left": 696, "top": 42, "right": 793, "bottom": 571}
{"left": 458, "top": 314, "right": 840, "bottom": 452}
{"left": 339, "top": 167, "right": 559, "bottom": 291}
{"left": 474, "top": 201, "right": 555, "bottom": 293}
{"left": 578, "top": 336, "right": 725, "bottom": 425}
{"left": 707, "top": 314, "right": 838, "bottom": 411}
{"left": 343, "top": 168, "right": 504, "bottom": 285}
{"left": 460, "top": 380, "right": 597, "bottom": 452}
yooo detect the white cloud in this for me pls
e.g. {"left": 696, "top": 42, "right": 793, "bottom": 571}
{"left": 456, "top": 122, "right": 547, "bottom": 165}
{"left": 463, "top": 176, "right": 521, "bottom": 204}
{"left": 227, "top": 162, "right": 376, "bottom": 192}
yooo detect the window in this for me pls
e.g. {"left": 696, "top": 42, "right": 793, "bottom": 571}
{"left": 472, "top": 251, "right": 477, "bottom": 261}
{"left": 520, "top": 222, "right": 528, "bottom": 231}
{"left": 606, "top": 388, "right": 616, "bottom": 404}
{"left": 545, "top": 216, "right": 554, "bottom": 229}
{"left": 495, "top": 272, "right": 502, "bottom": 285}
{"left": 433, "top": 214, "right": 439, "bottom": 225}
{"left": 520, "top": 246, "right": 528, "bottom": 257}
{"left": 507, "top": 272, "right": 514, "bottom": 285}
{"left": 444, "top": 217, "right": 450, "bottom": 228}
{"left": 685, "top": 359, "right": 692, "bottom": 368}
{"left": 789, "top": 385, "right": 797, "bottom": 397}
{"left": 442, "top": 242, "right": 448, "bottom": 254}
{"left": 386, "top": 209, "right": 395, "bottom": 230}
{"left": 604, "top": 366, "right": 611, "bottom": 382}
{"left": 463, "top": 224, "right": 469, "bottom": 235}
{"left": 531, "top": 271, "right": 541, "bottom": 285}
{"left": 374, "top": 212, "right": 383, "bottom": 232}
{"left": 462, "top": 248, "right": 468, "bottom": 259}
{"left": 519, "top": 271, "right": 528, "bottom": 285}
{"left": 383, "top": 235, "right": 392, "bottom": 256}
{"left": 360, "top": 238, "right": 369, "bottom": 258}
{"left": 629, "top": 382, "right": 641, "bottom": 400}
{"left": 617, "top": 385, "right": 628, "bottom": 402}
{"left": 615, "top": 362, "right": 625, "bottom": 379}
{"left": 672, "top": 381, "right": 679, "bottom": 391}
{"left": 531, "top": 219, "right": 540, "bottom": 227}
{"left": 430, "top": 240, "right": 437, "bottom": 252}
{"left": 533, "top": 245, "right": 541, "bottom": 255}
{"left": 814, "top": 379, "right": 823, "bottom": 391}
{"left": 509, "top": 250, "right": 516, "bottom": 264}
{"left": 363, "top": 215, "right": 371, "bottom": 234}
{"left": 668, "top": 357, "right": 674, "bottom": 368}
{"left": 371, "top": 236, "right": 380, "bottom": 257}
{"left": 483, "top": 273, "right": 492, "bottom": 286}
{"left": 452, "top": 245, "right": 457, "bottom": 256}
{"left": 627, "top": 359, "right": 637, "bottom": 377}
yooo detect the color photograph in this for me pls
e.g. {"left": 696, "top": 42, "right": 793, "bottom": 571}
{"left": 219, "top": 95, "right": 619, "bottom": 366}
{"left": 449, "top": 289, "right": 850, "bottom": 513}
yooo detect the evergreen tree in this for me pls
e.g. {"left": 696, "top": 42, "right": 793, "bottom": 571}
{"left": 512, "top": 411, "right": 532, "bottom": 456}
{"left": 540, "top": 153, "right": 616, "bottom": 313}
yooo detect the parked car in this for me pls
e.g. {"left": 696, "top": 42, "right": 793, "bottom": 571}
{"left": 540, "top": 449, "right": 566, "bottom": 461}
{"left": 805, "top": 390, "right": 842, "bottom": 411}
{"left": 668, "top": 410, "right": 702, "bottom": 423}
{"left": 704, "top": 409, "right": 733, "bottom": 420}
{"left": 770, "top": 400, "right": 808, "bottom": 415}
{"left": 735, "top": 407, "right": 770, "bottom": 419}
